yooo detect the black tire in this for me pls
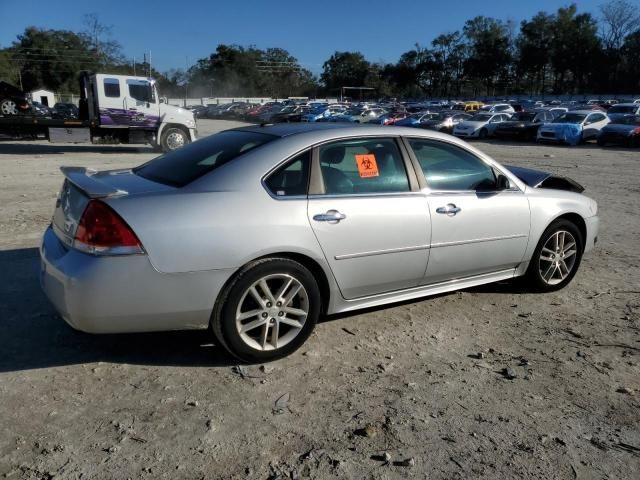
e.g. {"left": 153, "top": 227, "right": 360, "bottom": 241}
{"left": 524, "top": 219, "right": 584, "bottom": 292}
{"left": 479, "top": 128, "right": 488, "bottom": 139}
{"left": 160, "top": 127, "right": 190, "bottom": 152}
{"left": 211, "top": 258, "right": 321, "bottom": 363}
{"left": 597, "top": 138, "right": 606, "bottom": 147}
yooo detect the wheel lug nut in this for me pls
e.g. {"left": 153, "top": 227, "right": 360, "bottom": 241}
{"left": 276, "top": 302, "right": 282, "bottom": 307}
{"left": 266, "top": 302, "right": 272, "bottom": 308}
{"left": 278, "top": 311, "right": 284, "bottom": 316}
{"left": 262, "top": 312, "right": 268, "bottom": 318}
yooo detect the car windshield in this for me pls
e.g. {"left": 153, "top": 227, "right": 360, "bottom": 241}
{"left": 608, "top": 105, "right": 636, "bottom": 114}
{"left": 513, "top": 113, "right": 536, "bottom": 121}
{"left": 135, "top": 130, "right": 278, "bottom": 187}
{"left": 471, "top": 114, "right": 492, "bottom": 122}
{"left": 554, "top": 113, "right": 586, "bottom": 124}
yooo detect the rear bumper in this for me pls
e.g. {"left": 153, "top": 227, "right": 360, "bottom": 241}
{"left": 40, "top": 226, "right": 234, "bottom": 333}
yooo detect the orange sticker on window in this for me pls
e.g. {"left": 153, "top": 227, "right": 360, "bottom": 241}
{"left": 355, "top": 154, "right": 379, "bottom": 178}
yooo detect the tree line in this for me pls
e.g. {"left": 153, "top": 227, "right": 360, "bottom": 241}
{"left": 1, "top": 2, "right": 639, "bottom": 100}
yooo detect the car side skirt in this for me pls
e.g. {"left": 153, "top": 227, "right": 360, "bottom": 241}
{"left": 328, "top": 267, "right": 519, "bottom": 314}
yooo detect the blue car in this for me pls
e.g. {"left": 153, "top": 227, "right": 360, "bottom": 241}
{"left": 394, "top": 112, "right": 439, "bottom": 127}
{"left": 302, "top": 105, "right": 346, "bottom": 122}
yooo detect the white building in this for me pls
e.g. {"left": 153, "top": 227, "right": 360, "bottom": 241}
{"left": 30, "top": 89, "right": 55, "bottom": 107}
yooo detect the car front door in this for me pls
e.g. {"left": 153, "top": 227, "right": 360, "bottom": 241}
{"left": 307, "top": 137, "right": 430, "bottom": 299}
{"left": 583, "top": 113, "right": 608, "bottom": 139}
{"left": 123, "top": 79, "right": 160, "bottom": 128}
{"left": 405, "top": 138, "right": 530, "bottom": 285}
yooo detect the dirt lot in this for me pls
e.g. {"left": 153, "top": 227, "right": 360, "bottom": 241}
{"left": 0, "top": 121, "right": 639, "bottom": 479}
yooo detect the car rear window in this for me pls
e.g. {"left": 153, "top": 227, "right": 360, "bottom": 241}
{"left": 135, "top": 130, "right": 277, "bottom": 187}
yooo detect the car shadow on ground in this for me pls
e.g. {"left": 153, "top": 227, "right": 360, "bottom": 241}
{"left": 0, "top": 142, "right": 154, "bottom": 155}
{"left": 0, "top": 248, "right": 236, "bottom": 373}
{"left": 0, "top": 247, "right": 535, "bottom": 373}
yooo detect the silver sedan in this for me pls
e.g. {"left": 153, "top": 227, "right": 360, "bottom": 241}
{"left": 40, "top": 124, "right": 599, "bottom": 362}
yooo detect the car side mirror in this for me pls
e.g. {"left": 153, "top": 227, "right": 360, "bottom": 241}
{"left": 159, "top": 98, "right": 166, "bottom": 104}
{"left": 496, "top": 174, "right": 510, "bottom": 190}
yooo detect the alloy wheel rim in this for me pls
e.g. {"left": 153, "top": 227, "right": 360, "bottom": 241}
{"left": 1, "top": 100, "right": 17, "bottom": 115}
{"left": 235, "top": 274, "right": 309, "bottom": 351}
{"left": 166, "top": 132, "right": 185, "bottom": 150}
{"left": 538, "top": 230, "right": 577, "bottom": 285}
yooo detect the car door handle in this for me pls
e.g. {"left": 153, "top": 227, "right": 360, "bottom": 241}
{"left": 313, "top": 210, "right": 346, "bottom": 223}
{"left": 436, "top": 204, "right": 461, "bottom": 215}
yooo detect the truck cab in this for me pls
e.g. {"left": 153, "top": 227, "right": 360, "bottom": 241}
{"left": 83, "top": 73, "right": 197, "bottom": 151}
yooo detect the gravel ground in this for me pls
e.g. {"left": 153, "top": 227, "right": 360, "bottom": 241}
{"left": 0, "top": 121, "right": 639, "bottom": 479}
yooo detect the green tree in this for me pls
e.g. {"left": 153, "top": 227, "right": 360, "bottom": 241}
{"left": 320, "top": 51, "right": 371, "bottom": 93}
{"left": 516, "top": 12, "right": 555, "bottom": 94}
{"left": 463, "top": 16, "right": 513, "bottom": 96}
{"left": 550, "top": 5, "right": 602, "bottom": 93}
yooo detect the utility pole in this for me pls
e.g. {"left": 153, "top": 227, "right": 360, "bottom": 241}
{"left": 133, "top": 56, "right": 136, "bottom": 76}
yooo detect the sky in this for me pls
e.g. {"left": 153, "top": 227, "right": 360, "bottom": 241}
{"left": 0, "top": 0, "right": 612, "bottom": 75}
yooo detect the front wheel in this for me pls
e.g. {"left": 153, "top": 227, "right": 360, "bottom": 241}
{"left": 524, "top": 219, "right": 584, "bottom": 292}
{"left": 211, "top": 258, "right": 321, "bottom": 363}
{"left": 160, "top": 127, "right": 190, "bottom": 152}
{"left": 478, "top": 128, "right": 488, "bottom": 139}
{"left": 0, "top": 99, "right": 18, "bottom": 115}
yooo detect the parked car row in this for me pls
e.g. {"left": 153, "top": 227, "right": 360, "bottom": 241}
{"left": 188, "top": 96, "right": 640, "bottom": 147}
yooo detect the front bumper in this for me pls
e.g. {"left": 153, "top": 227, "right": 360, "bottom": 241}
{"left": 584, "top": 215, "right": 599, "bottom": 254}
{"left": 40, "top": 226, "right": 233, "bottom": 333}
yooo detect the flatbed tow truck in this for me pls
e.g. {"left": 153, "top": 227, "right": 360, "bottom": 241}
{"left": 0, "top": 72, "right": 197, "bottom": 152}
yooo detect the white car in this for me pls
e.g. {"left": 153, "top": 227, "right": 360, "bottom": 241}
{"left": 453, "top": 113, "right": 512, "bottom": 139}
{"left": 537, "top": 110, "right": 610, "bottom": 144}
{"left": 479, "top": 103, "right": 515, "bottom": 114}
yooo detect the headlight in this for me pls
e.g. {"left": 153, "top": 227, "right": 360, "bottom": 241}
{"left": 186, "top": 119, "right": 195, "bottom": 128}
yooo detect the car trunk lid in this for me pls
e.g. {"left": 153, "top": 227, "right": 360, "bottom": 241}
{"left": 52, "top": 166, "right": 173, "bottom": 247}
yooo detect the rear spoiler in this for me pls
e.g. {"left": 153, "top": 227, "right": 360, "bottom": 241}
{"left": 60, "top": 166, "right": 128, "bottom": 198}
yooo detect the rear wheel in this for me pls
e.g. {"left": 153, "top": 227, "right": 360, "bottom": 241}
{"left": 211, "top": 258, "right": 321, "bottom": 363}
{"left": 160, "top": 127, "right": 189, "bottom": 152}
{"left": 597, "top": 138, "right": 606, "bottom": 147}
{"left": 524, "top": 219, "right": 583, "bottom": 292}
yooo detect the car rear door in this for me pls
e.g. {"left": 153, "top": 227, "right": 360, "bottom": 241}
{"left": 307, "top": 136, "right": 430, "bottom": 299}
{"left": 404, "top": 137, "right": 530, "bottom": 285}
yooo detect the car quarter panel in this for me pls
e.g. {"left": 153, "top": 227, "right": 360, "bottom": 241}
{"left": 105, "top": 190, "right": 328, "bottom": 275}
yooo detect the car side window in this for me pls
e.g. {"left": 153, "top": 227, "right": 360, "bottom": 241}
{"left": 265, "top": 150, "right": 311, "bottom": 197}
{"left": 408, "top": 139, "right": 497, "bottom": 191}
{"left": 318, "top": 138, "right": 410, "bottom": 195}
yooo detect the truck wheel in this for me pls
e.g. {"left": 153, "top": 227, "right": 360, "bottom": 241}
{"left": 1, "top": 99, "right": 18, "bottom": 115}
{"left": 160, "top": 127, "right": 189, "bottom": 152}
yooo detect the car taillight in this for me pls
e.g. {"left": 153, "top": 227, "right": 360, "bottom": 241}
{"left": 633, "top": 127, "right": 640, "bottom": 135}
{"left": 74, "top": 200, "right": 144, "bottom": 255}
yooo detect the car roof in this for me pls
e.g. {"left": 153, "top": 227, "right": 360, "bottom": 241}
{"left": 610, "top": 103, "right": 638, "bottom": 107}
{"left": 569, "top": 110, "right": 603, "bottom": 114}
{"left": 230, "top": 122, "right": 456, "bottom": 142}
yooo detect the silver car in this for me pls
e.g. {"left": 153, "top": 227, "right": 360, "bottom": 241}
{"left": 40, "top": 124, "right": 599, "bottom": 362}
